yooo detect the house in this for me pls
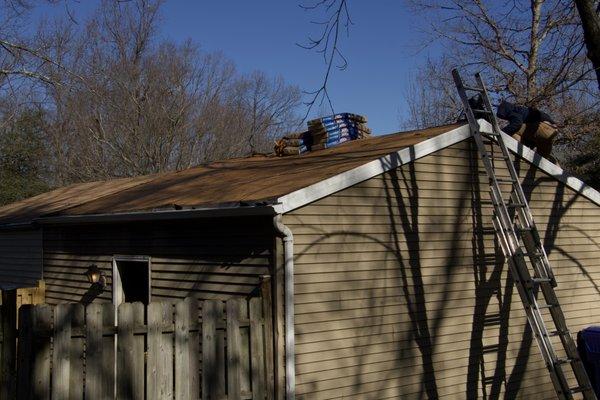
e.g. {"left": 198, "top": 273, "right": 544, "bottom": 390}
{"left": 0, "top": 120, "right": 599, "bottom": 399}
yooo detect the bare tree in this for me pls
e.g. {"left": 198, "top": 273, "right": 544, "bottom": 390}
{"left": 0, "top": 0, "right": 302, "bottom": 188}
{"left": 400, "top": 58, "right": 464, "bottom": 130}
{"left": 399, "top": 1, "right": 600, "bottom": 171}
{"left": 575, "top": 0, "right": 600, "bottom": 91}
{"left": 298, "top": 0, "right": 351, "bottom": 120}
{"left": 406, "top": 0, "right": 596, "bottom": 106}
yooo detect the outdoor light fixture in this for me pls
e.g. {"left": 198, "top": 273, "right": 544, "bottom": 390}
{"left": 85, "top": 264, "right": 106, "bottom": 289}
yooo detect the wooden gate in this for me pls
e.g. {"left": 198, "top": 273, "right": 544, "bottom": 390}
{"left": 16, "top": 296, "right": 274, "bottom": 400}
{"left": 1, "top": 282, "right": 46, "bottom": 400}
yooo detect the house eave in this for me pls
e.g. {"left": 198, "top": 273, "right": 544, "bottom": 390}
{"left": 478, "top": 120, "right": 600, "bottom": 207}
{"left": 1, "top": 204, "right": 278, "bottom": 228}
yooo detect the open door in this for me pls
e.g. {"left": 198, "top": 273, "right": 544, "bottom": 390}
{"left": 112, "top": 256, "right": 151, "bottom": 306}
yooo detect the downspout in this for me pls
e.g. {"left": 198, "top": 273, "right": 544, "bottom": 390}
{"left": 273, "top": 214, "right": 295, "bottom": 400}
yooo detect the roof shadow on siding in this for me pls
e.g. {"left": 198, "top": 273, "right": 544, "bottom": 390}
{"left": 44, "top": 218, "right": 273, "bottom": 303}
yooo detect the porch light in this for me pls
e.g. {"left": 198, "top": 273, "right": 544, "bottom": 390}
{"left": 85, "top": 264, "right": 106, "bottom": 289}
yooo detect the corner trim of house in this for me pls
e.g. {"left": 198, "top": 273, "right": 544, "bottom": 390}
{"left": 478, "top": 120, "right": 600, "bottom": 207}
{"left": 273, "top": 124, "right": 473, "bottom": 214}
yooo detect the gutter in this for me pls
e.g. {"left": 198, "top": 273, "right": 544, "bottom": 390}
{"left": 29, "top": 205, "right": 277, "bottom": 226}
{"left": 272, "top": 215, "right": 295, "bottom": 400}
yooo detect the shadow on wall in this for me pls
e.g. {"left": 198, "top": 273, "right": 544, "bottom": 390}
{"left": 293, "top": 140, "right": 600, "bottom": 399}
{"left": 46, "top": 217, "right": 273, "bottom": 305}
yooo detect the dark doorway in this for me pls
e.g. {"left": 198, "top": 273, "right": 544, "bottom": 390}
{"left": 114, "top": 258, "right": 150, "bottom": 305}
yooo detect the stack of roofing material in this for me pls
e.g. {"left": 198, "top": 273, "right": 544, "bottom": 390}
{"left": 274, "top": 113, "right": 371, "bottom": 156}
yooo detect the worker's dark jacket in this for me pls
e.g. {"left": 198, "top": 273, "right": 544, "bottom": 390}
{"left": 496, "top": 101, "right": 555, "bottom": 135}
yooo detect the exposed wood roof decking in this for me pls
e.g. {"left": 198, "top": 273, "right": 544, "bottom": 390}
{"left": 0, "top": 124, "right": 460, "bottom": 224}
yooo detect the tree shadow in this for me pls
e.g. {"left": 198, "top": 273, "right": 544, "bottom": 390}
{"left": 466, "top": 139, "right": 511, "bottom": 400}
{"left": 289, "top": 137, "right": 600, "bottom": 399}
{"left": 380, "top": 148, "right": 441, "bottom": 399}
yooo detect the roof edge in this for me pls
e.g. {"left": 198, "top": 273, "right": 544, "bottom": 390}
{"left": 479, "top": 120, "right": 600, "bottom": 207}
{"left": 34, "top": 205, "right": 277, "bottom": 226}
{"left": 275, "top": 120, "right": 600, "bottom": 214}
{"left": 274, "top": 124, "right": 472, "bottom": 214}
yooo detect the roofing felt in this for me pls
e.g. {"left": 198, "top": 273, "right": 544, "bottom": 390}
{"left": 0, "top": 124, "right": 462, "bottom": 225}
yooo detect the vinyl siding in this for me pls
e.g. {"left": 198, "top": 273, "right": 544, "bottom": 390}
{"left": 285, "top": 139, "right": 600, "bottom": 400}
{"left": 43, "top": 216, "right": 273, "bottom": 305}
{"left": 0, "top": 229, "right": 42, "bottom": 289}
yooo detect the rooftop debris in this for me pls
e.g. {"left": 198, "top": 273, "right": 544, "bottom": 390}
{"left": 274, "top": 113, "right": 371, "bottom": 156}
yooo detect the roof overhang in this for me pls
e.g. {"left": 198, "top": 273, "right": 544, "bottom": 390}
{"left": 7, "top": 205, "right": 277, "bottom": 228}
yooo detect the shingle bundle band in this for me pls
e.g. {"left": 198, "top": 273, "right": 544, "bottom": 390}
{"left": 275, "top": 113, "right": 371, "bottom": 156}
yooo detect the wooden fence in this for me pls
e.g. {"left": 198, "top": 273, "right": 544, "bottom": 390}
{"left": 2, "top": 284, "right": 45, "bottom": 400}
{"left": 15, "top": 297, "right": 274, "bottom": 400}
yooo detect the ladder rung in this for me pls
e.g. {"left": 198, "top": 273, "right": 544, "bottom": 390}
{"left": 556, "top": 357, "right": 577, "bottom": 365}
{"left": 505, "top": 203, "right": 526, "bottom": 208}
{"left": 530, "top": 277, "right": 552, "bottom": 284}
{"left": 522, "top": 252, "right": 544, "bottom": 258}
{"left": 549, "top": 330, "right": 570, "bottom": 337}
{"left": 537, "top": 303, "right": 557, "bottom": 309}
{"left": 472, "top": 109, "right": 493, "bottom": 114}
{"left": 517, "top": 226, "right": 534, "bottom": 232}
{"left": 482, "top": 131, "right": 500, "bottom": 137}
{"left": 569, "top": 385, "right": 590, "bottom": 394}
{"left": 494, "top": 177, "right": 517, "bottom": 183}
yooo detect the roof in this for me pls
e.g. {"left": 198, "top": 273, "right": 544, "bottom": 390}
{"left": 0, "top": 124, "right": 463, "bottom": 225}
{"left": 1, "top": 120, "right": 598, "bottom": 226}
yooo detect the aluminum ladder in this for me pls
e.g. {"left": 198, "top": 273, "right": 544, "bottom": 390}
{"left": 452, "top": 69, "right": 597, "bottom": 400}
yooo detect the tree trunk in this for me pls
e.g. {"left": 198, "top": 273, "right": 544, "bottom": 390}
{"left": 575, "top": 0, "right": 600, "bottom": 91}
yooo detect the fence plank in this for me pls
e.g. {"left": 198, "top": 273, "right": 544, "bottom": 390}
{"left": 16, "top": 305, "right": 33, "bottom": 400}
{"left": 118, "top": 302, "right": 144, "bottom": 400}
{"left": 148, "top": 302, "right": 174, "bottom": 400}
{"left": 202, "top": 301, "right": 218, "bottom": 400}
{"left": 175, "top": 297, "right": 199, "bottom": 400}
{"left": 101, "top": 303, "right": 116, "bottom": 400}
{"left": 52, "top": 303, "right": 72, "bottom": 400}
{"left": 227, "top": 299, "right": 242, "bottom": 400}
{"left": 216, "top": 315, "right": 226, "bottom": 399}
{"left": 132, "top": 302, "right": 145, "bottom": 400}
{"left": 240, "top": 301, "right": 250, "bottom": 396}
{"left": 69, "top": 304, "right": 85, "bottom": 400}
{"left": 31, "top": 305, "right": 52, "bottom": 400}
{"left": 1, "top": 290, "right": 17, "bottom": 400}
{"left": 86, "top": 303, "right": 103, "bottom": 400}
{"left": 260, "top": 278, "right": 274, "bottom": 400}
{"left": 250, "top": 298, "right": 265, "bottom": 400}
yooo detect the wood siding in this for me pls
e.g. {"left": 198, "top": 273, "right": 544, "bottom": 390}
{"left": 285, "top": 140, "right": 600, "bottom": 400}
{"left": 42, "top": 217, "right": 273, "bottom": 305}
{"left": 0, "top": 229, "right": 42, "bottom": 289}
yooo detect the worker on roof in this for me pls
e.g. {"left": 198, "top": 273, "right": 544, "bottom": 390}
{"left": 496, "top": 100, "right": 558, "bottom": 163}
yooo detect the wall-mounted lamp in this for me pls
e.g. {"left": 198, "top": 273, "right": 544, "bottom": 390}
{"left": 85, "top": 264, "right": 107, "bottom": 289}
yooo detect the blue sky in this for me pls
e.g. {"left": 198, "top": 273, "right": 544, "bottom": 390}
{"left": 34, "top": 1, "right": 436, "bottom": 135}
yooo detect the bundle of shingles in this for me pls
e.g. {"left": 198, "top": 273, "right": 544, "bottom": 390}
{"left": 274, "top": 113, "right": 371, "bottom": 156}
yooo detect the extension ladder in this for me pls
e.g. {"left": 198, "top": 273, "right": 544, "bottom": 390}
{"left": 452, "top": 69, "right": 597, "bottom": 400}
